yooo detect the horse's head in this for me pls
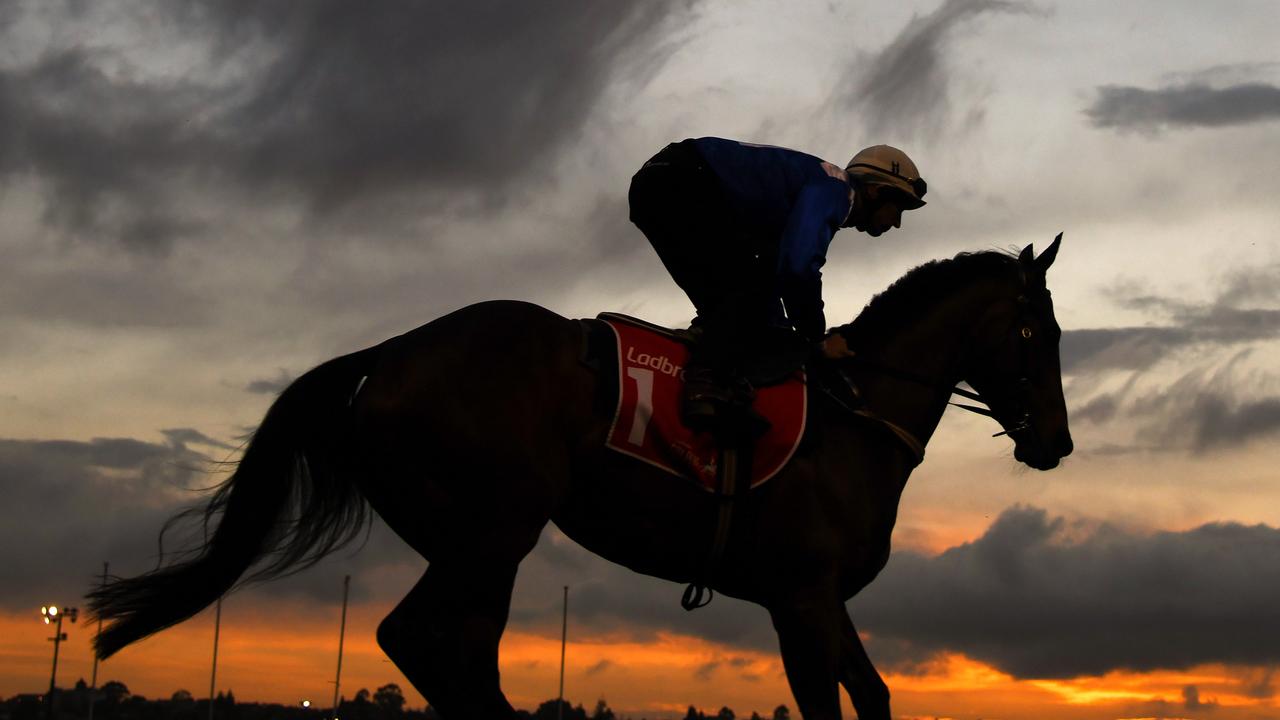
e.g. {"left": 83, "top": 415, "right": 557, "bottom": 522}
{"left": 962, "top": 233, "right": 1073, "bottom": 470}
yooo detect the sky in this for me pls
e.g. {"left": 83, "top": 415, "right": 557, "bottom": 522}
{"left": 2, "top": 0, "right": 1279, "bottom": 717}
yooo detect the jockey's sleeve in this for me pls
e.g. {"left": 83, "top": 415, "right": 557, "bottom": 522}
{"left": 776, "top": 177, "right": 851, "bottom": 341}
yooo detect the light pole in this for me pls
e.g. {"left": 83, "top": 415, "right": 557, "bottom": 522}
{"left": 557, "top": 586, "right": 568, "bottom": 720}
{"left": 89, "top": 562, "right": 108, "bottom": 720}
{"left": 41, "top": 604, "right": 78, "bottom": 720}
{"left": 209, "top": 597, "right": 222, "bottom": 720}
{"left": 330, "top": 575, "right": 350, "bottom": 720}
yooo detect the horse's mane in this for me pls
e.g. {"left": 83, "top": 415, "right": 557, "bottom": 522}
{"left": 837, "top": 250, "right": 1020, "bottom": 344}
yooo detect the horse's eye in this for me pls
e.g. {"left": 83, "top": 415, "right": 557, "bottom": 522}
{"left": 1020, "top": 327, "right": 1032, "bottom": 339}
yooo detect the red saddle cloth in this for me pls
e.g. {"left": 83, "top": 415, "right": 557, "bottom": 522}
{"left": 600, "top": 313, "right": 807, "bottom": 491}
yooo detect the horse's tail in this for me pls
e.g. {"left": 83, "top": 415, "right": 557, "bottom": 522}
{"left": 88, "top": 345, "right": 382, "bottom": 659}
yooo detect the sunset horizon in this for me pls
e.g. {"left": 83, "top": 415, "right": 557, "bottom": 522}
{"left": 6, "top": 507, "right": 1277, "bottom": 719}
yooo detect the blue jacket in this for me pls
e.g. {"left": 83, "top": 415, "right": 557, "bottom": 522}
{"left": 691, "top": 137, "right": 852, "bottom": 342}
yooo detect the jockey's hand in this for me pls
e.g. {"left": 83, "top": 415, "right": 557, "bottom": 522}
{"left": 821, "top": 333, "right": 856, "bottom": 360}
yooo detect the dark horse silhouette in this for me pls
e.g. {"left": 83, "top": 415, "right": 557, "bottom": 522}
{"left": 89, "top": 237, "right": 1071, "bottom": 720}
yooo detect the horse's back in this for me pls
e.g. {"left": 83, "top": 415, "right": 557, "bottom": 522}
{"left": 359, "top": 299, "right": 588, "bottom": 422}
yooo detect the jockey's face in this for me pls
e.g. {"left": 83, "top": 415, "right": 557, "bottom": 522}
{"left": 848, "top": 184, "right": 908, "bottom": 237}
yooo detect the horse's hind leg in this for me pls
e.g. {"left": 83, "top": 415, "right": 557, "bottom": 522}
{"left": 377, "top": 560, "right": 521, "bottom": 719}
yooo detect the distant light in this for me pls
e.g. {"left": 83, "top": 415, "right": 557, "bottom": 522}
{"left": 44, "top": 617, "right": 51, "bottom": 625}
{"left": 41, "top": 606, "right": 48, "bottom": 615}
{"left": 49, "top": 606, "right": 59, "bottom": 616}
{"left": 301, "top": 701, "right": 310, "bottom": 708}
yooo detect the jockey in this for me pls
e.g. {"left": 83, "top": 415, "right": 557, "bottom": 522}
{"left": 628, "top": 137, "right": 927, "bottom": 426}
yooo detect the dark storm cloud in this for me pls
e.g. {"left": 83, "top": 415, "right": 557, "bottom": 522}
{"left": 0, "top": 48, "right": 218, "bottom": 253}
{"left": 0, "top": 2, "right": 689, "bottom": 249}
{"left": 1086, "top": 82, "right": 1280, "bottom": 132}
{"left": 0, "top": 433, "right": 418, "bottom": 616}
{"left": 843, "top": 0, "right": 1040, "bottom": 138}
{"left": 850, "top": 505, "right": 1280, "bottom": 679}
{"left": 1062, "top": 265, "right": 1280, "bottom": 373}
{"left": 0, "top": 436, "right": 208, "bottom": 610}
{"left": 191, "top": 2, "right": 684, "bottom": 209}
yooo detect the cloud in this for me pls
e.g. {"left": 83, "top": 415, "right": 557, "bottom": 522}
{"left": 0, "top": 436, "right": 208, "bottom": 610}
{"left": 0, "top": 433, "right": 419, "bottom": 616}
{"left": 1062, "top": 265, "right": 1280, "bottom": 374}
{"left": 1086, "top": 82, "right": 1280, "bottom": 132}
{"left": 842, "top": 0, "right": 1041, "bottom": 140}
{"left": 0, "top": 47, "right": 225, "bottom": 253}
{"left": 0, "top": 1, "right": 691, "bottom": 249}
{"left": 851, "top": 505, "right": 1280, "bottom": 679}
{"left": 1074, "top": 356, "right": 1280, "bottom": 453}
{"left": 1062, "top": 267, "right": 1280, "bottom": 453}
{"left": 245, "top": 370, "right": 295, "bottom": 396}
{"left": 160, "top": 427, "right": 237, "bottom": 451}
{"left": 0, "top": 259, "right": 215, "bottom": 327}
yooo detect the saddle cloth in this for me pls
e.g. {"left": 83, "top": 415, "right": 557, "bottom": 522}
{"left": 598, "top": 313, "right": 807, "bottom": 491}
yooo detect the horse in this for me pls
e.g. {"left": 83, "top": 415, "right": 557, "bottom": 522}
{"left": 88, "top": 236, "right": 1071, "bottom": 720}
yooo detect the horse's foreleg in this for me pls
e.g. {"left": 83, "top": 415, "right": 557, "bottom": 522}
{"left": 837, "top": 611, "right": 891, "bottom": 720}
{"left": 377, "top": 561, "right": 520, "bottom": 719}
{"left": 769, "top": 596, "right": 845, "bottom": 720}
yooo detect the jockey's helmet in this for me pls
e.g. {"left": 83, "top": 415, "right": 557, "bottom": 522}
{"left": 846, "top": 145, "right": 927, "bottom": 209}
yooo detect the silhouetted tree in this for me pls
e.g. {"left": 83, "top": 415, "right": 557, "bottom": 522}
{"left": 533, "top": 699, "right": 587, "bottom": 720}
{"left": 101, "top": 681, "right": 130, "bottom": 704}
{"left": 589, "top": 698, "right": 614, "bottom": 720}
{"left": 715, "top": 707, "right": 734, "bottom": 720}
{"left": 770, "top": 706, "right": 790, "bottom": 720}
{"left": 355, "top": 689, "right": 371, "bottom": 704}
{"left": 172, "top": 690, "right": 194, "bottom": 703}
{"left": 373, "top": 684, "right": 405, "bottom": 715}
{"left": 683, "top": 706, "right": 705, "bottom": 720}
{"left": 749, "top": 713, "right": 764, "bottom": 720}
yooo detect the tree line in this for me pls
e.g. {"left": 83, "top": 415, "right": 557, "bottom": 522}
{"left": 0, "top": 680, "right": 793, "bottom": 720}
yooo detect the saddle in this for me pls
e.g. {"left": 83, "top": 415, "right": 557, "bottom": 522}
{"left": 581, "top": 312, "right": 811, "bottom": 609}
{"left": 584, "top": 313, "right": 807, "bottom": 488}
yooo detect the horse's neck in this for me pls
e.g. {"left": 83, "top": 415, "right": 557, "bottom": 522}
{"left": 853, "top": 282, "right": 1003, "bottom": 447}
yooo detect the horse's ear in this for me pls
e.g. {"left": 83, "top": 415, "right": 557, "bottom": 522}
{"left": 1035, "top": 232, "right": 1062, "bottom": 274}
{"left": 1018, "top": 243, "right": 1035, "bottom": 266}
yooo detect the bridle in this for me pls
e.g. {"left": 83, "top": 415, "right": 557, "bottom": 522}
{"left": 946, "top": 291, "right": 1040, "bottom": 438}
{"left": 826, "top": 288, "right": 1045, "bottom": 462}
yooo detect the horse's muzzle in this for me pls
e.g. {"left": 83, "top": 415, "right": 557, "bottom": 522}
{"left": 1015, "top": 428, "right": 1072, "bottom": 470}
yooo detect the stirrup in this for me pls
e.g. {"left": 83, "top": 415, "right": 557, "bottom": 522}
{"left": 681, "top": 583, "right": 714, "bottom": 610}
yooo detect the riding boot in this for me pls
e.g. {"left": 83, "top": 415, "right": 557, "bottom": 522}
{"left": 682, "top": 362, "right": 771, "bottom": 438}
{"left": 681, "top": 363, "right": 734, "bottom": 431}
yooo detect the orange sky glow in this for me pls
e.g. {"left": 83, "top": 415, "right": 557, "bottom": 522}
{"left": 3, "top": 604, "right": 1276, "bottom": 719}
